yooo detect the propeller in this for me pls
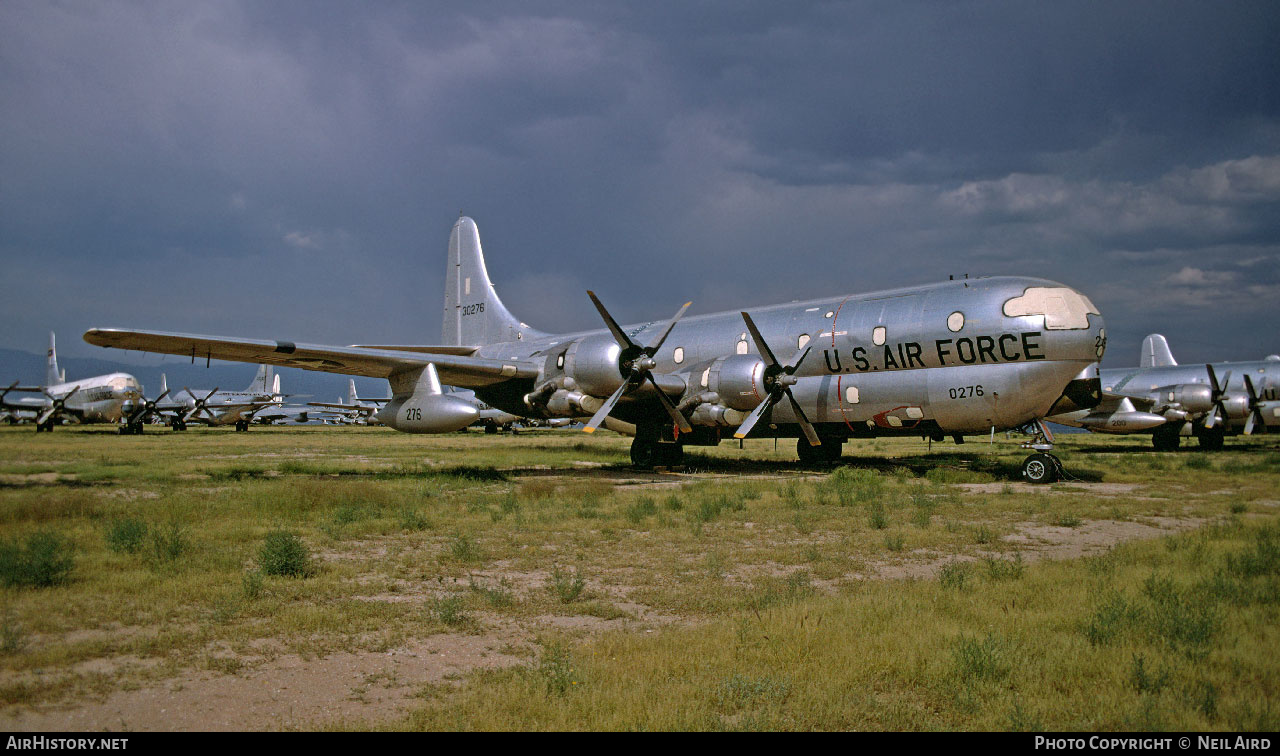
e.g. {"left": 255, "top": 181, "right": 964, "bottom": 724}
{"left": 1202, "top": 365, "right": 1231, "bottom": 429}
{"left": 125, "top": 388, "right": 171, "bottom": 426}
{"left": 582, "top": 292, "right": 693, "bottom": 434}
{"left": 1242, "top": 374, "right": 1268, "bottom": 435}
{"left": 732, "top": 312, "right": 821, "bottom": 447}
{"left": 36, "top": 385, "right": 80, "bottom": 426}
{"left": 181, "top": 387, "right": 220, "bottom": 423}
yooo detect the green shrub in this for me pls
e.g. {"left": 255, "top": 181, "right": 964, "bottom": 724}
{"left": 548, "top": 566, "right": 586, "bottom": 603}
{"left": 432, "top": 596, "right": 470, "bottom": 627}
{"left": 257, "top": 531, "right": 312, "bottom": 577}
{"left": 148, "top": 519, "right": 189, "bottom": 564}
{"left": 104, "top": 517, "right": 148, "bottom": 554}
{"left": 0, "top": 531, "right": 74, "bottom": 588}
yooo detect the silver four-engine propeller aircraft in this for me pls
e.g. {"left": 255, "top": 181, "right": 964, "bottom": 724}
{"left": 1049, "top": 334, "right": 1279, "bottom": 450}
{"left": 2, "top": 332, "right": 143, "bottom": 432}
{"left": 158, "top": 364, "right": 293, "bottom": 432}
{"left": 86, "top": 216, "right": 1106, "bottom": 482}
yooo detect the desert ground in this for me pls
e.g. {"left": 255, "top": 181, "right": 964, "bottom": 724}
{"left": 0, "top": 424, "right": 1276, "bottom": 731}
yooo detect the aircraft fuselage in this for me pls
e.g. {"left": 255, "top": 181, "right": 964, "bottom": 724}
{"left": 472, "top": 275, "right": 1104, "bottom": 438}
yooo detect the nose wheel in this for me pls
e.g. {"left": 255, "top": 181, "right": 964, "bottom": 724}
{"left": 1017, "top": 419, "right": 1064, "bottom": 484}
{"left": 1021, "top": 452, "right": 1061, "bottom": 484}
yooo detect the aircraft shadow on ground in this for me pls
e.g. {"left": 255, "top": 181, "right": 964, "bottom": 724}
{"left": 1076, "top": 442, "right": 1280, "bottom": 455}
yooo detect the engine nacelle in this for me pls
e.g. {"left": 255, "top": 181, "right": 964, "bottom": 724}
{"left": 1155, "top": 384, "right": 1213, "bottom": 414}
{"left": 563, "top": 334, "right": 623, "bottom": 398}
{"left": 377, "top": 393, "right": 478, "bottom": 433}
{"left": 1221, "top": 393, "right": 1249, "bottom": 420}
{"left": 706, "top": 354, "right": 767, "bottom": 412}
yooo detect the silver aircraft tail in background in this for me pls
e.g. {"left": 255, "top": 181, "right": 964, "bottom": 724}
{"left": 1049, "top": 334, "right": 1279, "bottom": 450}
{"left": 87, "top": 214, "right": 1106, "bottom": 481}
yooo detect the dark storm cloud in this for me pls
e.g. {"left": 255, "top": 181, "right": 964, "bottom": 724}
{"left": 1, "top": 0, "right": 1278, "bottom": 368}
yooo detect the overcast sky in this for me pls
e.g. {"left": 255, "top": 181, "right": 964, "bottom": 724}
{"left": 3, "top": 0, "right": 1278, "bottom": 370}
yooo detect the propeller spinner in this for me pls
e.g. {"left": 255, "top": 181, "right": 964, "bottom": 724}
{"left": 582, "top": 292, "right": 693, "bottom": 435}
{"left": 732, "top": 312, "right": 821, "bottom": 447}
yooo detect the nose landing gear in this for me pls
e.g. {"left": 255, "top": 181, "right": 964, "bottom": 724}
{"left": 1018, "top": 419, "right": 1063, "bottom": 484}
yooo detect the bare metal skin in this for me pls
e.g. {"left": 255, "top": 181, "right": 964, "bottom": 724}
{"left": 84, "top": 216, "right": 1105, "bottom": 473}
{"left": 1050, "top": 334, "right": 1280, "bottom": 451}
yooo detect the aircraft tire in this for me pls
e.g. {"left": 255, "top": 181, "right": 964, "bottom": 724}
{"left": 630, "top": 438, "right": 658, "bottom": 469}
{"left": 484, "top": 422, "right": 498, "bottom": 435}
{"left": 1022, "top": 453, "right": 1059, "bottom": 484}
{"left": 797, "top": 438, "right": 821, "bottom": 464}
{"left": 1196, "top": 428, "right": 1225, "bottom": 451}
{"left": 654, "top": 443, "right": 683, "bottom": 468}
{"left": 1152, "top": 424, "right": 1180, "bottom": 452}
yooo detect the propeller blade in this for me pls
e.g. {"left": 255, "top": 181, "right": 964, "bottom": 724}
{"left": 733, "top": 394, "right": 780, "bottom": 440}
{"left": 784, "top": 389, "right": 822, "bottom": 446}
{"left": 582, "top": 380, "right": 631, "bottom": 434}
{"left": 587, "top": 291, "right": 639, "bottom": 350}
{"left": 741, "top": 312, "right": 779, "bottom": 367}
{"left": 645, "top": 301, "right": 692, "bottom": 356}
{"left": 786, "top": 345, "right": 813, "bottom": 375}
{"left": 1243, "top": 375, "right": 1266, "bottom": 435}
{"left": 1203, "top": 365, "right": 1228, "bottom": 429}
{"left": 646, "top": 374, "right": 693, "bottom": 433}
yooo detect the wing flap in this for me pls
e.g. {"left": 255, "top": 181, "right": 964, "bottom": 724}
{"left": 84, "top": 329, "right": 539, "bottom": 387}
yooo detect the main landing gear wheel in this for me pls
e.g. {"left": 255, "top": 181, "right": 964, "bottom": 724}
{"left": 797, "top": 438, "right": 842, "bottom": 464}
{"left": 1197, "top": 427, "right": 1225, "bottom": 451}
{"left": 630, "top": 438, "right": 683, "bottom": 469}
{"left": 1151, "top": 423, "right": 1181, "bottom": 452}
{"left": 1022, "top": 453, "right": 1061, "bottom": 484}
{"left": 234, "top": 420, "right": 250, "bottom": 432}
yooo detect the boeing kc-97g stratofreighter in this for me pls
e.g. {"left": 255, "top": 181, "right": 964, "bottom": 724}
{"left": 85, "top": 216, "right": 1106, "bottom": 482}
{"left": 2, "top": 332, "right": 143, "bottom": 432}
{"left": 1049, "top": 334, "right": 1279, "bottom": 450}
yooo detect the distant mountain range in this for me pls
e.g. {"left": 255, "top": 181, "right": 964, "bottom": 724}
{"left": 0, "top": 348, "right": 387, "bottom": 404}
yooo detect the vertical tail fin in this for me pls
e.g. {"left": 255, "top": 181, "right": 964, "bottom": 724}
{"left": 160, "top": 374, "right": 168, "bottom": 396}
{"left": 46, "top": 332, "right": 61, "bottom": 386}
{"left": 348, "top": 379, "right": 359, "bottom": 405}
{"left": 272, "top": 374, "right": 281, "bottom": 395}
{"left": 1140, "top": 334, "right": 1177, "bottom": 368}
{"left": 441, "top": 216, "right": 545, "bottom": 347}
{"left": 244, "top": 364, "right": 274, "bottom": 394}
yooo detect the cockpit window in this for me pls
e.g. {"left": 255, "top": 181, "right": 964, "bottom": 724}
{"left": 1003, "top": 287, "right": 1099, "bottom": 330}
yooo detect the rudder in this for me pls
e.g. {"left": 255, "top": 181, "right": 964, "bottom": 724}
{"left": 1140, "top": 334, "right": 1177, "bottom": 368}
{"left": 441, "top": 216, "right": 545, "bottom": 347}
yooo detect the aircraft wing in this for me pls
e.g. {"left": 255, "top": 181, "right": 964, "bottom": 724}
{"left": 306, "top": 401, "right": 377, "bottom": 414}
{"left": 1, "top": 395, "right": 51, "bottom": 412}
{"left": 84, "top": 329, "right": 539, "bottom": 387}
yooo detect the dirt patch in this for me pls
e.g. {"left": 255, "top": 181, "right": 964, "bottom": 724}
{"left": 954, "top": 481, "right": 1144, "bottom": 496}
{"left": 0, "top": 473, "right": 74, "bottom": 486}
{"left": 862, "top": 516, "right": 1206, "bottom": 581}
{"left": 0, "top": 633, "right": 530, "bottom": 732}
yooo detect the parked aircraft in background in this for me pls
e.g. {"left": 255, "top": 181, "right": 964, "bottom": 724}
{"left": 87, "top": 215, "right": 1106, "bottom": 481}
{"left": 2, "top": 333, "right": 143, "bottom": 433}
{"left": 308, "top": 379, "right": 388, "bottom": 425}
{"left": 161, "top": 365, "right": 292, "bottom": 432}
{"left": 1049, "top": 334, "right": 1279, "bottom": 450}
